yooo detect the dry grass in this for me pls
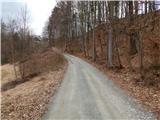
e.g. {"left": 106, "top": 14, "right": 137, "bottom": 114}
{"left": 1, "top": 48, "right": 66, "bottom": 91}
{"left": 1, "top": 64, "right": 19, "bottom": 85}
{"left": 1, "top": 48, "right": 68, "bottom": 120}
{"left": 1, "top": 64, "right": 67, "bottom": 120}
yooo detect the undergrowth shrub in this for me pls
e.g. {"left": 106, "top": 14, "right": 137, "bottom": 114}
{"left": 19, "top": 48, "right": 65, "bottom": 78}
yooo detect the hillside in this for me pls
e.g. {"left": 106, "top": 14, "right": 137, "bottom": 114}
{"left": 71, "top": 10, "right": 160, "bottom": 119}
{"left": 1, "top": 48, "right": 67, "bottom": 120}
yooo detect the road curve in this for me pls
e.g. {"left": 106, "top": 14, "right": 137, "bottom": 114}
{"left": 42, "top": 54, "right": 155, "bottom": 120}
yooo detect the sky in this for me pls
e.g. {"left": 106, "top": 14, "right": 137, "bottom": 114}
{"left": 1, "top": 0, "right": 160, "bottom": 35}
{"left": 1, "top": 0, "right": 56, "bottom": 35}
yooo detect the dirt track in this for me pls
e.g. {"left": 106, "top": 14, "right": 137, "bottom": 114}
{"left": 43, "top": 54, "right": 156, "bottom": 120}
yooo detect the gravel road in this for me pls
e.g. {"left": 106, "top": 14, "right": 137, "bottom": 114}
{"left": 42, "top": 54, "right": 155, "bottom": 120}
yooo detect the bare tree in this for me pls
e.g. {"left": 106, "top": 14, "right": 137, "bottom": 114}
{"left": 8, "top": 19, "right": 19, "bottom": 79}
{"left": 107, "top": 1, "right": 114, "bottom": 67}
{"left": 18, "top": 4, "right": 30, "bottom": 79}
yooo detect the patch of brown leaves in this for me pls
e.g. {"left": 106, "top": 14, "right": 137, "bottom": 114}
{"left": 1, "top": 61, "right": 68, "bottom": 120}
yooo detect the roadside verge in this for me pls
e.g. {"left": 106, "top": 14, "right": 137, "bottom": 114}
{"left": 1, "top": 48, "right": 68, "bottom": 120}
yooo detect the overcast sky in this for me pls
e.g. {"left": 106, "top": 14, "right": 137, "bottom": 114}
{"left": 1, "top": 1, "right": 160, "bottom": 35}
{"left": 1, "top": 0, "right": 56, "bottom": 35}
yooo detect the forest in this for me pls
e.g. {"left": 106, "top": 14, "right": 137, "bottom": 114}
{"left": 43, "top": 1, "right": 160, "bottom": 83}
{"left": 43, "top": 1, "right": 160, "bottom": 117}
{"left": 1, "top": 0, "right": 160, "bottom": 119}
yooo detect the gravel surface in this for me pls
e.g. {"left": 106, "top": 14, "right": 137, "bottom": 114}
{"left": 43, "top": 54, "right": 156, "bottom": 120}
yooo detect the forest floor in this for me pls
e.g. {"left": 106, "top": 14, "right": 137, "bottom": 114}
{"left": 1, "top": 49, "right": 68, "bottom": 120}
{"left": 74, "top": 53, "right": 160, "bottom": 120}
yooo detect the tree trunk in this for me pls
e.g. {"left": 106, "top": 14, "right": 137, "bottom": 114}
{"left": 145, "top": 1, "right": 148, "bottom": 14}
{"left": 107, "top": 1, "right": 113, "bottom": 68}
{"left": 11, "top": 36, "right": 18, "bottom": 79}
{"left": 138, "top": 32, "right": 144, "bottom": 80}
{"left": 115, "top": 36, "right": 122, "bottom": 68}
{"left": 92, "top": 1, "right": 96, "bottom": 61}
{"left": 129, "top": 1, "right": 137, "bottom": 55}
{"left": 134, "top": 1, "right": 138, "bottom": 15}
{"left": 108, "top": 25, "right": 113, "bottom": 67}
{"left": 99, "top": 30, "right": 103, "bottom": 54}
